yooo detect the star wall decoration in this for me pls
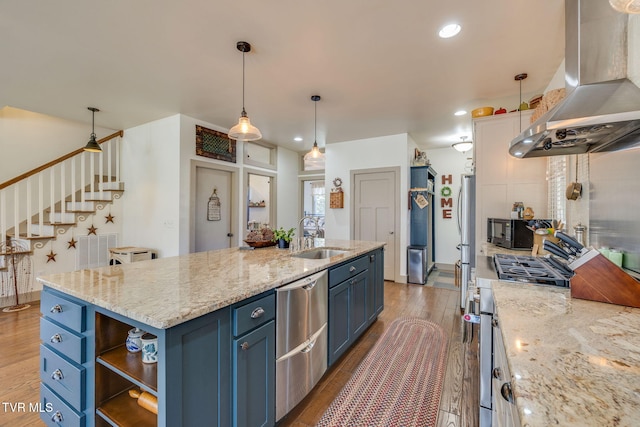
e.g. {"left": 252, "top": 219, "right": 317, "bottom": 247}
{"left": 46, "top": 250, "right": 57, "bottom": 263}
{"left": 88, "top": 225, "right": 98, "bottom": 235}
{"left": 67, "top": 237, "right": 77, "bottom": 249}
{"left": 105, "top": 213, "right": 115, "bottom": 223}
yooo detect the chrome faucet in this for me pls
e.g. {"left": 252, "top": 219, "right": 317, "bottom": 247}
{"left": 298, "top": 215, "right": 320, "bottom": 250}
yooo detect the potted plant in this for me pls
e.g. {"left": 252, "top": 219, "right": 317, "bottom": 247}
{"left": 272, "top": 227, "right": 295, "bottom": 249}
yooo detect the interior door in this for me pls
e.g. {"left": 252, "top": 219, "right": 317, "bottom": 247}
{"left": 195, "top": 167, "right": 232, "bottom": 252}
{"left": 353, "top": 170, "right": 397, "bottom": 281}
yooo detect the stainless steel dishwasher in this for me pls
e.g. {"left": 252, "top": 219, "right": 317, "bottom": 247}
{"left": 275, "top": 269, "right": 328, "bottom": 421}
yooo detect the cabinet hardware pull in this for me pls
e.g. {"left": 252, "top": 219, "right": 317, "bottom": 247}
{"left": 51, "top": 411, "right": 64, "bottom": 422}
{"left": 301, "top": 338, "right": 317, "bottom": 353}
{"left": 51, "top": 369, "right": 64, "bottom": 380}
{"left": 492, "top": 367, "right": 502, "bottom": 379}
{"left": 50, "top": 304, "right": 63, "bottom": 313}
{"left": 241, "top": 342, "right": 250, "bottom": 351}
{"left": 349, "top": 266, "right": 356, "bottom": 272}
{"left": 50, "top": 334, "right": 63, "bottom": 343}
{"left": 302, "top": 280, "right": 317, "bottom": 290}
{"left": 250, "top": 307, "right": 265, "bottom": 319}
{"left": 501, "top": 382, "right": 514, "bottom": 403}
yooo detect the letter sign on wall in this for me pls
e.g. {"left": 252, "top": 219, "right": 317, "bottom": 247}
{"left": 441, "top": 175, "right": 453, "bottom": 219}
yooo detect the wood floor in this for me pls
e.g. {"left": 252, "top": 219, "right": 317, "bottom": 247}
{"left": 0, "top": 278, "right": 479, "bottom": 427}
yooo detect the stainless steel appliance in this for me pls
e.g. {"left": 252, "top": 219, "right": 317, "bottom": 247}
{"left": 407, "top": 245, "right": 428, "bottom": 284}
{"left": 275, "top": 270, "right": 328, "bottom": 421}
{"left": 510, "top": 0, "right": 640, "bottom": 158}
{"left": 487, "top": 218, "right": 544, "bottom": 250}
{"left": 476, "top": 253, "right": 573, "bottom": 427}
{"left": 457, "top": 174, "right": 476, "bottom": 309}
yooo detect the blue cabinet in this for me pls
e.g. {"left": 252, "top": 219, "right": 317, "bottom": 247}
{"left": 231, "top": 292, "right": 276, "bottom": 427}
{"left": 328, "top": 250, "right": 385, "bottom": 366}
{"left": 409, "top": 166, "right": 437, "bottom": 279}
{"left": 39, "top": 288, "right": 92, "bottom": 427}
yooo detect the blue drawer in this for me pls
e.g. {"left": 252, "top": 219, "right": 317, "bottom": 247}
{"left": 329, "top": 255, "right": 369, "bottom": 288}
{"left": 40, "top": 317, "right": 86, "bottom": 364}
{"left": 41, "top": 289, "right": 86, "bottom": 333}
{"left": 40, "top": 383, "right": 85, "bottom": 427}
{"left": 40, "top": 344, "right": 85, "bottom": 410}
{"left": 233, "top": 293, "right": 275, "bottom": 337}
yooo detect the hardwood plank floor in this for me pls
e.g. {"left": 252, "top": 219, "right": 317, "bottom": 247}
{"left": 0, "top": 275, "right": 479, "bottom": 427}
{"left": 279, "top": 279, "right": 479, "bottom": 427}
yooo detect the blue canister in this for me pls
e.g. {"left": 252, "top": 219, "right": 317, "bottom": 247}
{"left": 126, "top": 328, "right": 145, "bottom": 353}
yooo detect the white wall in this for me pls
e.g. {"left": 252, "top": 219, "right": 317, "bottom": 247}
{"left": 276, "top": 147, "right": 300, "bottom": 232}
{"left": 325, "top": 133, "right": 411, "bottom": 280}
{"left": 425, "top": 147, "right": 471, "bottom": 266}
{"left": 0, "top": 106, "right": 116, "bottom": 182}
{"left": 121, "top": 115, "right": 182, "bottom": 257}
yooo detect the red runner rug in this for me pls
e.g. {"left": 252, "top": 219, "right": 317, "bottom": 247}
{"left": 317, "top": 318, "right": 448, "bottom": 427}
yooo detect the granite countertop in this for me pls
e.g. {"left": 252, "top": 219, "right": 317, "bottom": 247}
{"left": 36, "top": 239, "right": 384, "bottom": 329}
{"left": 492, "top": 281, "right": 640, "bottom": 427}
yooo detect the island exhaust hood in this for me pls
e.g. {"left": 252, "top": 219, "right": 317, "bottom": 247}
{"left": 509, "top": 0, "right": 640, "bottom": 158}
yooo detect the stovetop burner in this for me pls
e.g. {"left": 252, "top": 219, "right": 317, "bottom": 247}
{"left": 494, "top": 253, "right": 571, "bottom": 287}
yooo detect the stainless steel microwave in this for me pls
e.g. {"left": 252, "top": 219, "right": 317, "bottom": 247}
{"left": 487, "top": 218, "right": 535, "bottom": 250}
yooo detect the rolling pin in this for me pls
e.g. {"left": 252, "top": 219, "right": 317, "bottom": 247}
{"left": 128, "top": 388, "right": 158, "bottom": 414}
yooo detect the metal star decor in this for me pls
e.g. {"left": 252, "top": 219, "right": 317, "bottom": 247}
{"left": 88, "top": 225, "right": 98, "bottom": 235}
{"left": 68, "top": 237, "right": 77, "bottom": 249}
{"left": 105, "top": 213, "right": 115, "bottom": 223}
{"left": 46, "top": 250, "right": 57, "bottom": 263}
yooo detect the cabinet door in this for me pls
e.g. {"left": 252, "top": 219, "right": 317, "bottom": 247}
{"left": 328, "top": 280, "right": 350, "bottom": 366}
{"left": 349, "top": 271, "right": 368, "bottom": 340}
{"left": 233, "top": 321, "right": 275, "bottom": 427}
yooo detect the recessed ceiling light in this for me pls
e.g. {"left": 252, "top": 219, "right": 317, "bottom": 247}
{"left": 454, "top": 110, "right": 467, "bottom": 116}
{"left": 439, "top": 23, "right": 461, "bottom": 39}
{"left": 294, "top": 137, "right": 303, "bottom": 142}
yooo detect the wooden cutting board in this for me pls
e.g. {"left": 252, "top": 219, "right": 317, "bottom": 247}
{"left": 569, "top": 249, "right": 640, "bottom": 308}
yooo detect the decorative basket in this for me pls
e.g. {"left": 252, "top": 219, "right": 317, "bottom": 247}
{"left": 330, "top": 192, "right": 344, "bottom": 209}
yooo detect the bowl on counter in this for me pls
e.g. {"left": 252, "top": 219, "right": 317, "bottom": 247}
{"left": 471, "top": 106, "right": 494, "bottom": 118}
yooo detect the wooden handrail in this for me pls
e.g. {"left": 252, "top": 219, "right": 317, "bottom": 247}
{"left": 0, "top": 130, "right": 123, "bottom": 190}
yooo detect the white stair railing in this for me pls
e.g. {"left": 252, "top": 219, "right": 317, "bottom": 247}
{"left": 0, "top": 131, "right": 123, "bottom": 250}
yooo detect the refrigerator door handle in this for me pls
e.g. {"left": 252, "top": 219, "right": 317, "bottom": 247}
{"left": 456, "top": 185, "right": 462, "bottom": 233}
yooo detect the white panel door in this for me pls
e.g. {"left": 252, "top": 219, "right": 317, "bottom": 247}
{"left": 195, "top": 167, "right": 232, "bottom": 252}
{"left": 354, "top": 170, "right": 396, "bottom": 281}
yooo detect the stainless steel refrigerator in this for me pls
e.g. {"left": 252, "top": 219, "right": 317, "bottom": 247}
{"left": 457, "top": 174, "right": 476, "bottom": 309}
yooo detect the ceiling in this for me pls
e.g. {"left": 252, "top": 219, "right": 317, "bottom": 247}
{"left": 1, "top": 0, "right": 565, "bottom": 153}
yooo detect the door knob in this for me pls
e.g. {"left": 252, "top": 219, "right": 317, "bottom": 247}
{"left": 227, "top": 233, "right": 233, "bottom": 237}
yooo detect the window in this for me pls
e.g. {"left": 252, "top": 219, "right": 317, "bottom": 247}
{"left": 547, "top": 156, "right": 567, "bottom": 222}
{"left": 302, "top": 180, "right": 325, "bottom": 236}
{"left": 244, "top": 141, "right": 277, "bottom": 170}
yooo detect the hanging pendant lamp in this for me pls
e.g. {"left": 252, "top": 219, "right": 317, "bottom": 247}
{"left": 83, "top": 107, "right": 102, "bottom": 152}
{"left": 228, "top": 41, "right": 262, "bottom": 141}
{"left": 304, "top": 95, "right": 325, "bottom": 160}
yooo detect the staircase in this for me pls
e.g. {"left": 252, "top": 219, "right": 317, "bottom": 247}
{"left": 0, "top": 131, "right": 124, "bottom": 272}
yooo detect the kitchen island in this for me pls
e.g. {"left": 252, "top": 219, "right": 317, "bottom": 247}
{"left": 492, "top": 281, "right": 640, "bottom": 427}
{"left": 36, "top": 239, "right": 385, "bottom": 427}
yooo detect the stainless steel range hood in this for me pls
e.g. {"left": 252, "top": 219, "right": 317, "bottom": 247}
{"left": 509, "top": 0, "right": 640, "bottom": 158}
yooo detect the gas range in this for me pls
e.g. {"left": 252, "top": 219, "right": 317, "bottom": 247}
{"left": 493, "top": 253, "right": 572, "bottom": 287}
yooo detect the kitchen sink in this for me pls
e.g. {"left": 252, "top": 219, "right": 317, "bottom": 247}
{"left": 291, "top": 248, "right": 351, "bottom": 259}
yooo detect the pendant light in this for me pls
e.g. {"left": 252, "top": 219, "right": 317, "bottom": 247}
{"left": 452, "top": 136, "right": 473, "bottom": 153}
{"left": 83, "top": 107, "right": 102, "bottom": 152}
{"left": 515, "top": 73, "right": 528, "bottom": 132}
{"left": 609, "top": 0, "right": 640, "bottom": 13}
{"left": 304, "top": 95, "right": 325, "bottom": 160}
{"left": 228, "top": 41, "right": 262, "bottom": 141}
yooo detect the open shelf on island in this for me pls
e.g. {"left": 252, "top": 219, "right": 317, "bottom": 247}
{"left": 96, "top": 388, "right": 156, "bottom": 427}
{"left": 97, "top": 345, "right": 158, "bottom": 392}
